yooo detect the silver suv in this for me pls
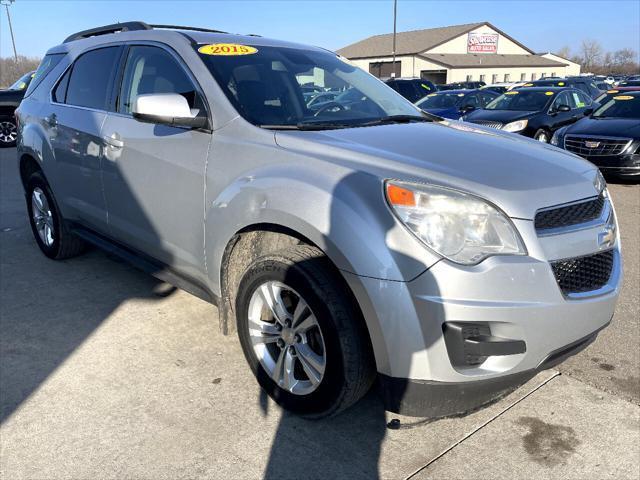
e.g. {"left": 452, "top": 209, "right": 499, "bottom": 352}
{"left": 16, "top": 22, "right": 622, "bottom": 418}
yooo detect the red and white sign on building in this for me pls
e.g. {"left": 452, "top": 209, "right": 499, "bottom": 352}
{"left": 467, "top": 32, "right": 499, "bottom": 53}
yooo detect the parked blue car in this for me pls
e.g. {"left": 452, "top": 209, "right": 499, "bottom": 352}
{"left": 415, "top": 89, "right": 499, "bottom": 120}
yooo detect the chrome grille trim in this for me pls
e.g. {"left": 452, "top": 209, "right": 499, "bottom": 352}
{"left": 564, "top": 135, "right": 633, "bottom": 157}
{"left": 469, "top": 120, "right": 503, "bottom": 130}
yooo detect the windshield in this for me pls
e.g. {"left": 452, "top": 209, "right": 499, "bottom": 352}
{"left": 593, "top": 95, "right": 640, "bottom": 119}
{"left": 485, "top": 90, "right": 552, "bottom": 111}
{"left": 416, "top": 92, "right": 465, "bottom": 109}
{"left": 196, "top": 44, "right": 421, "bottom": 128}
{"left": 8, "top": 71, "right": 34, "bottom": 91}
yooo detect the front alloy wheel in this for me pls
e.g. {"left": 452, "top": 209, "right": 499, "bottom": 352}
{"left": 236, "top": 245, "right": 375, "bottom": 418}
{"left": 248, "top": 281, "right": 327, "bottom": 395}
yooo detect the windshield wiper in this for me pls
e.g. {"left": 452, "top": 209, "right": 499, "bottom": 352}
{"left": 259, "top": 123, "right": 352, "bottom": 131}
{"left": 358, "top": 114, "right": 438, "bottom": 127}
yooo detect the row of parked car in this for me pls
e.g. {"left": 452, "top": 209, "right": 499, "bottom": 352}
{"left": 298, "top": 73, "right": 639, "bottom": 180}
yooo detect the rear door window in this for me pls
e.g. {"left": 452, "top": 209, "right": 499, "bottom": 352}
{"left": 66, "top": 47, "right": 121, "bottom": 110}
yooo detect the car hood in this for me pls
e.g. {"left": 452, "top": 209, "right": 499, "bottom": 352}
{"left": 275, "top": 122, "right": 598, "bottom": 220}
{"left": 566, "top": 116, "right": 640, "bottom": 137}
{"left": 465, "top": 109, "right": 537, "bottom": 123}
{"left": 422, "top": 107, "right": 462, "bottom": 120}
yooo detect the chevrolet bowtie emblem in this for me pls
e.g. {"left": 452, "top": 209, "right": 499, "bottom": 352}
{"left": 598, "top": 224, "right": 616, "bottom": 249}
{"left": 585, "top": 141, "right": 601, "bottom": 149}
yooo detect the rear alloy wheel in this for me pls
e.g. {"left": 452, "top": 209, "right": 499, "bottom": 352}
{"left": 534, "top": 129, "right": 550, "bottom": 143}
{"left": 236, "top": 245, "right": 375, "bottom": 418}
{"left": 0, "top": 116, "right": 17, "bottom": 147}
{"left": 26, "top": 172, "right": 86, "bottom": 259}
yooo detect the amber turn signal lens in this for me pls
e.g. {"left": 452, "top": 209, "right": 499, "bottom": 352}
{"left": 386, "top": 183, "right": 416, "bottom": 206}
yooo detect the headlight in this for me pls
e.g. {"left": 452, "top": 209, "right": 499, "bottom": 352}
{"left": 385, "top": 181, "right": 526, "bottom": 265}
{"left": 502, "top": 119, "right": 528, "bottom": 133}
{"left": 594, "top": 169, "right": 607, "bottom": 196}
{"left": 551, "top": 127, "right": 567, "bottom": 146}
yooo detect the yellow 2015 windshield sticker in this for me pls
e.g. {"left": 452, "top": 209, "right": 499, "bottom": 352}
{"left": 557, "top": 82, "right": 565, "bottom": 86}
{"left": 613, "top": 95, "right": 634, "bottom": 100}
{"left": 427, "top": 93, "right": 438, "bottom": 97}
{"left": 545, "top": 91, "right": 554, "bottom": 95}
{"left": 505, "top": 91, "right": 519, "bottom": 95}
{"left": 198, "top": 44, "right": 258, "bottom": 56}
{"left": 524, "top": 83, "right": 534, "bottom": 87}
{"left": 607, "top": 90, "right": 618, "bottom": 94}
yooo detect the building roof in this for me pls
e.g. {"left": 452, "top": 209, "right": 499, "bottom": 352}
{"left": 420, "top": 53, "right": 567, "bottom": 69}
{"left": 337, "top": 22, "right": 534, "bottom": 59}
{"left": 537, "top": 52, "right": 581, "bottom": 65}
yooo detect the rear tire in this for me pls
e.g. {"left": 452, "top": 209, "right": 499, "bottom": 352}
{"left": 236, "top": 245, "right": 375, "bottom": 418}
{"left": 534, "top": 129, "right": 550, "bottom": 143}
{"left": 26, "top": 172, "right": 86, "bottom": 259}
{"left": 0, "top": 115, "right": 17, "bottom": 148}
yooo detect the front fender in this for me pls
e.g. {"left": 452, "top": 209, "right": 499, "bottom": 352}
{"left": 205, "top": 162, "right": 440, "bottom": 295}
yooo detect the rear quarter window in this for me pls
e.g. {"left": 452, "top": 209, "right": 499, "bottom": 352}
{"left": 24, "top": 53, "right": 65, "bottom": 97}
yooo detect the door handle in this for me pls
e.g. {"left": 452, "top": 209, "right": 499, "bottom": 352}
{"left": 104, "top": 133, "right": 124, "bottom": 148}
{"left": 44, "top": 114, "right": 57, "bottom": 128}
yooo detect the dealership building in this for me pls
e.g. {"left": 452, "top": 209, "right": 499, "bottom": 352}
{"left": 337, "top": 22, "right": 581, "bottom": 84}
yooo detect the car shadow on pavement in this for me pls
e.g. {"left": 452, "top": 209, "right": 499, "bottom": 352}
{"left": 0, "top": 145, "right": 175, "bottom": 424}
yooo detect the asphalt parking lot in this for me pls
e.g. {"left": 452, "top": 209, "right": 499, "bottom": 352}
{"left": 0, "top": 146, "right": 638, "bottom": 479}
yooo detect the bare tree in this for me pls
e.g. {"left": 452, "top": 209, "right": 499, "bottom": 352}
{"left": 0, "top": 56, "right": 41, "bottom": 88}
{"left": 556, "top": 46, "right": 572, "bottom": 60}
{"left": 580, "top": 39, "right": 603, "bottom": 71}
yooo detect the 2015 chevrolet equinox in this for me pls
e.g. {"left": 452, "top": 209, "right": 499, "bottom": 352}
{"left": 16, "top": 23, "right": 622, "bottom": 418}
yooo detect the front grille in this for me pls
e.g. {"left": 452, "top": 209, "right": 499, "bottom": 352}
{"left": 469, "top": 120, "right": 503, "bottom": 129}
{"left": 564, "top": 136, "right": 632, "bottom": 157}
{"left": 535, "top": 195, "right": 605, "bottom": 232}
{"left": 551, "top": 250, "right": 614, "bottom": 295}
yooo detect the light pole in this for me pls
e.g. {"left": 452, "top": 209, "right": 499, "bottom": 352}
{"left": 391, "top": 0, "right": 397, "bottom": 77}
{"left": 1, "top": 0, "right": 18, "bottom": 62}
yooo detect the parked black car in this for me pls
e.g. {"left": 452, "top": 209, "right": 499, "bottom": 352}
{"left": 552, "top": 91, "right": 640, "bottom": 180}
{"left": 463, "top": 87, "right": 594, "bottom": 142}
{"left": 385, "top": 78, "right": 436, "bottom": 103}
{"left": 415, "top": 88, "right": 498, "bottom": 120}
{"left": 0, "top": 71, "right": 35, "bottom": 147}
{"left": 618, "top": 79, "right": 640, "bottom": 87}
{"left": 524, "top": 77, "right": 602, "bottom": 99}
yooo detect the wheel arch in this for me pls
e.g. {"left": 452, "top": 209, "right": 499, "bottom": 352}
{"left": 217, "top": 222, "right": 379, "bottom": 372}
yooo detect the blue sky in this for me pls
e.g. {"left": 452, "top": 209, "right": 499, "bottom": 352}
{"left": 1, "top": 0, "right": 638, "bottom": 59}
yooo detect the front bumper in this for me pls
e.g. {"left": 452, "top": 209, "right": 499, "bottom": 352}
{"left": 379, "top": 322, "right": 607, "bottom": 417}
{"left": 583, "top": 153, "right": 640, "bottom": 179}
{"left": 343, "top": 208, "right": 622, "bottom": 417}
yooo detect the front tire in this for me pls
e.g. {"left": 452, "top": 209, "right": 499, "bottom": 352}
{"left": 236, "top": 245, "right": 375, "bottom": 418}
{"left": 534, "top": 129, "right": 550, "bottom": 143}
{"left": 26, "top": 172, "right": 86, "bottom": 259}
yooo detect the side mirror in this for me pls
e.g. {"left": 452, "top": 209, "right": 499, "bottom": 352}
{"left": 132, "top": 93, "right": 207, "bottom": 129}
{"left": 556, "top": 104, "right": 571, "bottom": 113}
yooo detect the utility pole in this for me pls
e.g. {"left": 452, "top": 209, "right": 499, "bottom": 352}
{"left": 1, "top": 0, "right": 18, "bottom": 61}
{"left": 391, "top": 0, "right": 397, "bottom": 78}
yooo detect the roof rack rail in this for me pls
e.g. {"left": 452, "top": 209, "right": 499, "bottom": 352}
{"left": 64, "top": 21, "right": 151, "bottom": 43}
{"left": 150, "top": 24, "right": 228, "bottom": 34}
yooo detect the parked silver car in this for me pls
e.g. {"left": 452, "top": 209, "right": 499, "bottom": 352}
{"left": 16, "top": 22, "right": 622, "bottom": 418}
